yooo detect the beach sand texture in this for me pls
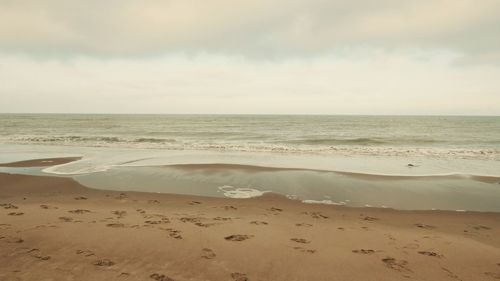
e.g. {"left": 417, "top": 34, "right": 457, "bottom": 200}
{"left": 1, "top": 159, "right": 500, "bottom": 281}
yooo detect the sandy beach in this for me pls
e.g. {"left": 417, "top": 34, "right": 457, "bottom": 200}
{"left": 2, "top": 0, "right": 500, "bottom": 278}
{"left": 0, "top": 159, "right": 499, "bottom": 281}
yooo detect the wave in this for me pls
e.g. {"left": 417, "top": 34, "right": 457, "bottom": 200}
{"left": 17, "top": 136, "right": 123, "bottom": 143}
{"left": 12, "top": 135, "right": 177, "bottom": 144}
{"left": 134, "top": 138, "right": 176, "bottom": 143}
{"left": 2, "top": 134, "right": 499, "bottom": 161}
{"left": 286, "top": 137, "right": 387, "bottom": 145}
{"left": 285, "top": 137, "right": 444, "bottom": 146}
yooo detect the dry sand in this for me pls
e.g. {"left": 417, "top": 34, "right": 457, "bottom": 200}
{"left": 1, "top": 159, "right": 500, "bottom": 281}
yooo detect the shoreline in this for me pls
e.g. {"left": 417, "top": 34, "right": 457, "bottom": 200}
{"left": 1, "top": 171, "right": 500, "bottom": 216}
{"left": 3, "top": 156, "right": 500, "bottom": 182}
{"left": 1, "top": 172, "right": 500, "bottom": 280}
{"left": 2, "top": 156, "right": 500, "bottom": 213}
{"left": 1, "top": 142, "right": 500, "bottom": 177}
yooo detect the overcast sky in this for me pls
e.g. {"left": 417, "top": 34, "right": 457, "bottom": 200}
{"left": 1, "top": 0, "right": 499, "bottom": 115}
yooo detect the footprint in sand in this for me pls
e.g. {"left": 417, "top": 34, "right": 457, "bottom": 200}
{"left": 213, "top": 217, "right": 232, "bottom": 221}
{"left": 303, "top": 212, "right": 328, "bottom": 219}
{"left": 40, "top": 205, "right": 58, "bottom": 209}
{"left": 418, "top": 251, "right": 443, "bottom": 258}
{"left": 225, "top": 234, "right": 253, "bottom": 241}
{"left": 201, "top": 248, "right": 216, "bottom": 259}
{"left": 144, "top": 214, "right": 168, "bottom": 219}
{"left": 363, "top": 216, "right": 379, "bottom": 221}
{"left": 250, "top": 221, "right": 268, "bottom": 225}
{"left": 148, "top": 200, "right": 160, "bottom": 204}
{"left": 295, "top": 223, "right": 312, "bottom": 227}
{"left": 188, "top": 201, "right": 202, "bottom": 205}
{"left": 160, "top": 228, "right": 182, "bottom": 239}
{"left": 7, "top": 212, "right": 24, "bottom": 216}
{"left": 384, "top": 234, "right": 397, "bottom": 241}
{"left": 144, "top": 218, "right": 170, "bottom": 225}
{"left": 382, "top": 257, "right": 412, "bottom": 273}
{"left": 293, "top": 246, "right": 316, "bottom": 254}
{"left": 34, "top": 224, "right": 58, "bottom": 229}
{"left": 111, "top": 210, "right": 127, "bottom": 218}
{"left": 76, "top": 249, "right": 95, "bottom": 257}
{"left": 2, "top": 237, "right": 24, "bottom": 243}
{"left": 352, "top": 249, "right": 377, "bottom": 254}
{"left": 231, "top": 272, "right": 249, "bottom": 281}
{"left": 179, "top": 217, "right": 213, "bottom": 227}
{"left": 93, "top": 259, "right": 115, "bottom": 266}
{"left": 268, "top": 207, "right": 283, "bottom": 212}
{"left": 74, "top": 196, "right": 88, "bottom": 200}
{"left": 115, "top": 193, "right": 128, "bottom": 200}
{"left": 106, "top": 223, "right": 126, "bottom": 228}
{"left": 150, "top": 273, "right": 175, "bottom": 281}
{"left": 68, "top": 209, "right": 91, "bottom": 214}
{"left": 0, "top": 224, "right": 11, "bottom": 230}
{"left": 291, "top": 238, "right": 310, "bottom": 244}
{"left": 0, "top": 203, "right": 18, "bottom": 209}
{"left": 224, "top": 206, "right": 237, "bottom": 211}
{"left": 414, "top": 223, "right": 436, "bottom": 230}
{"left": 34, "top": 254, "right": 51, "bottom": 260}
{"left": 472, "top": 225, "right": 492, "bottom": 231}
{"left": 27, "top": 249, "right": 51, "bottom": 261}
{"left": 59, "top": 217, "right": 74, "bottom": 222}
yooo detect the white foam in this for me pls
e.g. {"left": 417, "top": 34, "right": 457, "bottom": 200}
{"left": 302, "top": 199, "right": 346, "bottom": 206}
{"left": 42, "top": 158, "right": 112, "bottom": 175}
{"left": 217, "top": 185, "right": 269, "bottom": 199}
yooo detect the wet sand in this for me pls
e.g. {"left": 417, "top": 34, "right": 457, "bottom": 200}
{"left": 1, "top": 160, "right": 500, "bottom": 280}
{"left": 0, "top": 157, "right": 81, "bottom": 168}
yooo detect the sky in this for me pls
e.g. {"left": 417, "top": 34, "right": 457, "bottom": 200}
{"left": 0, "top": 0, "right": 499, "bottom": 115}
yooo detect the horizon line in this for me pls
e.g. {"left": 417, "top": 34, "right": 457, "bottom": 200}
{"left": 0, "top": 112, "right": 499, "bottom": 117}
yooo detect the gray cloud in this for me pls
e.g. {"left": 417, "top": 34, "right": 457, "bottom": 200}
{"left": 1, "top": 0, "right": 500, "bottom": 61}
{"left": 1, "top": 51, "right": 499, "bottom": 115}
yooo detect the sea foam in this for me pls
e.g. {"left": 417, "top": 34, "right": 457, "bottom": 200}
{"left": 217, "top": 185, "right": 268, "bottom": 199}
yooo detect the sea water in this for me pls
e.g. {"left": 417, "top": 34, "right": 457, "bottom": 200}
{"left": 1, "top": 114, "right": 499, "bottom": 211}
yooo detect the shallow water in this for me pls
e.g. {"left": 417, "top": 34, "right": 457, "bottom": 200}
{"left": 72, "top": 164, "right": 500, "bottom": 212}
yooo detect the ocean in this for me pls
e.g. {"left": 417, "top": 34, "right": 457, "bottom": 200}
{"left": 1, "top": 114, "right": 499, "bottom": 211}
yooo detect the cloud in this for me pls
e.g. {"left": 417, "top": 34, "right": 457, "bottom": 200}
{"left": 1, "top": 50, "right": 499, "bottom": 115}
{"left": 0, "top": 1, "right": 498, "bottom": 115}
{"left": 1, "top": 0, "right": 499, "bottom": 62}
